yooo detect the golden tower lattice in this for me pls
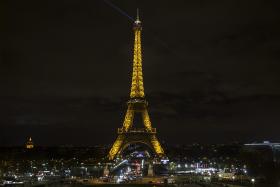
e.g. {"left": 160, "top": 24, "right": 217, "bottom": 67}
{"left": 108, "top": 10, "right": 164, "bottom": 160}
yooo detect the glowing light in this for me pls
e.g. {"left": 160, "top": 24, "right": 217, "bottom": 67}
{"left": 161, "top": 159, "right": 169, "bottom": 164}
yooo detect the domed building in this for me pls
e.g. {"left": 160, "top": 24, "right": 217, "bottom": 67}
{"left": 26, "top": 137, "right": 34, "bottom": 149}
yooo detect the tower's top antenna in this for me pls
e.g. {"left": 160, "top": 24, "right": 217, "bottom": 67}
{"left": 136, "top": 8, "right": 139, "bottom": 21}
{"left": 135, "top": 8, "right": 141, "bottom": 24}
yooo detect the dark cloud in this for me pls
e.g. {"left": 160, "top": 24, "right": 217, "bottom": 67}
{"left": 1, "top": 93, "right": 279, "bottom": 145}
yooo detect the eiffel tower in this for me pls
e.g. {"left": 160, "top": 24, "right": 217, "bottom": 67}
{"left": 108, "top": 10, "right": 165, "bottom": 160}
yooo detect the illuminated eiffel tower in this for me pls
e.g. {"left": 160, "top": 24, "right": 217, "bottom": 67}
{"left": 108, "top": 10, "right": 164, "bottom": 160}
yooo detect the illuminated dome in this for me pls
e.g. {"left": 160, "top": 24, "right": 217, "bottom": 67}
{"left": 26, "top": 137, "right": 34, "bottom": 149}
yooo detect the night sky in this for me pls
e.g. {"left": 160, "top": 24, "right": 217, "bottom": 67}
{"left": 1, "top": 0, "right": 280, "bottom": 146}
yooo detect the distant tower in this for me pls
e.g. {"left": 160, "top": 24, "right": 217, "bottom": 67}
{"left": 108, "top": 10, "right": 165, "bottom": 160}
{"left": 26, "top": 137, "right": 34, "bottom": 149}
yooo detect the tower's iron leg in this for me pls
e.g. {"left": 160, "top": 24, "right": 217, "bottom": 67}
{"left": 150, "top": 135, "right": 164, "bottom": 156}
{"left": 108, "top": 135, "right": 125, "bottom": 160}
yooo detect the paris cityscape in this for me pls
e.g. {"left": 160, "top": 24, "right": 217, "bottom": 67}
{"left": 1, "top": 0, "right": 280, "bottom": 187}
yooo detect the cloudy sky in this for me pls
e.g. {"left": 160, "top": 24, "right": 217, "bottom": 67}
{"left": 0, "top": 0, "right": 280, "bottom": 146}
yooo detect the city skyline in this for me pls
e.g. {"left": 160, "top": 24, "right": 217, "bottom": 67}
{"left": 1, "top": 0, "right": 280, "bottom": 146}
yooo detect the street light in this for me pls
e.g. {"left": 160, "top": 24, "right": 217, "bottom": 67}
{"left": 251, "top": 178, "right": 255, "bottom": 186}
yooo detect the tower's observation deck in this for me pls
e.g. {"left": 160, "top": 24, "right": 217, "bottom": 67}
{"left": 118, "top": 128, "right": 157, "bottom": 134}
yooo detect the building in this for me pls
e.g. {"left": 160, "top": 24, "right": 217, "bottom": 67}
{"left": 26, "top": 137, "right": 34, "bottom": 149}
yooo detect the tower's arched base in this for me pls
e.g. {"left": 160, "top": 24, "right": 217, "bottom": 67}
{"left": 108, "top": 131, "right": 164, "bottom": 160}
